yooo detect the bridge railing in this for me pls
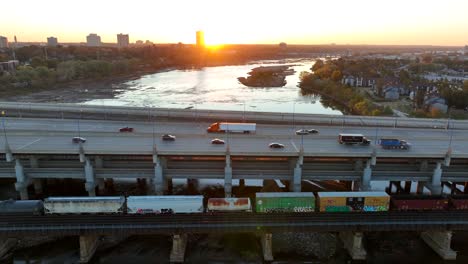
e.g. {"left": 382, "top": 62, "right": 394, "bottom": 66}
{"left": 0, "top": 101, "right": 466, "bottom": 130}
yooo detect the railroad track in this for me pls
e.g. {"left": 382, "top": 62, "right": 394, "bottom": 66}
{"left": 1, "top": 211, "right": 468, "bottom": 235}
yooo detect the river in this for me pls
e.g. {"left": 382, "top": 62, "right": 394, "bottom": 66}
{"left": 84, "top": 58, "right": 342, "bottom": 115}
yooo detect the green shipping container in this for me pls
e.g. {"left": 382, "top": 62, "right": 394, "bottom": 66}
{"left": 255, "top": 192, "right": 315, "bottom": 213}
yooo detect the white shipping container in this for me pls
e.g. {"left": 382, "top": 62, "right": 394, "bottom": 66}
{"left": 207, "top": 198, "right": 252, "bottom": 212}
{"left": 44, "top": 196, "right": 125, "bottom": 214}
{"left": 220, "top": 123, "right": 256, "bottom": 133}
{"left": 127, "top": 195, "right": 204, "bottom": 214}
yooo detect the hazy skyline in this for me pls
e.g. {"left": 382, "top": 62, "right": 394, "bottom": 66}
{"left": 1, "top": 0, "right": 468, "bottom": 46}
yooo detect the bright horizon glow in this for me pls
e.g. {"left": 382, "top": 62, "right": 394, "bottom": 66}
{"left": 1, "top": 0, "right": 467, "bottom": 46}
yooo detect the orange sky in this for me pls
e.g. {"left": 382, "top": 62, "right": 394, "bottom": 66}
{"left": 1, "top": 0, "right": 467, "bottom": 46}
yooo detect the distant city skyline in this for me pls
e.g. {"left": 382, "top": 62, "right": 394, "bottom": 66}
{"left": 1, "top": 0, "right": 468, "bottom": 46}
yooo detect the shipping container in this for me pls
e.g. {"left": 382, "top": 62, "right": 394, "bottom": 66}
{"left": 207, "top": 198, "right": 252, "bottom": 212}
{"left": 391, "top": 195, "right": 448, "bottom": 211}
{"left": 255, "top": 192, "right": 315, "bottom": 213}
{"left": 44, "top": 196, "right": 125, "bottom": 214}
{"left": 127, "top": 195, "right": 204, "bottom": 214}
{"left": 207, "top": 122, "right": 256, "bottom": 133}
{"left": 0, "top": 200, "right": 44, "bottom": 215}
{"left": 450, "top": 195, "right": 468, "bottom": 210}
{"left": 317, "top": 192, "right": 390, "bottom": 212}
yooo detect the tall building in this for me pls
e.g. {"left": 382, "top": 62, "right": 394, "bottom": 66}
{"left": 86, "top": 33, "right": 101, "bottom": 47}
{"left": 196, "top": 30, "right": 205, "bottom": 48}
{"left": 117, "top": 33, "right": 129, "bottom": 47}
{"left": 47, "top": 36, "right": 58, "bottom": 47}
{"left": 0, "top": 36, "right": 8, "bottom": 48}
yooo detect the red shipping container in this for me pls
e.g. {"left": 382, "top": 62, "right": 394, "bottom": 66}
{"left": 391, "top": 196, "right": 448, "bottom": 211}
{"left": 449, "top": 196, "right": 468, "bottom": 210}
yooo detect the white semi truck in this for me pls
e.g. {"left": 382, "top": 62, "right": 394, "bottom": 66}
{"left": 207, "top": 122, "right": 256, "bottom": 133}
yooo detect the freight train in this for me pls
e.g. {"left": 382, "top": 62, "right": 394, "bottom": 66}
{"left": 1, "top": 192, "right": 468, "bottom": 216}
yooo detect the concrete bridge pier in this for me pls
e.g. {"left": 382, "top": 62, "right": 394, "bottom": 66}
{"left": 14, "top": 159, "right": 29, "bottom": 200}
{"left": 290, "top": 153, "right": 303, "bottom": 192}
{"left": 224, "top": 152, "right": 232, "bottom": 197}
{"left": 79, "top": 235, "right": 100, "bottom": 263}
{"left": 84, "top": 158, "right": 96, "bottom": 197}
{"left": 416, "top": 181, "right": 426, "bottom": 194}
{"left": 29, "top": 156, "right": 43, "bottom": 195}
{"left": 187, "top": 179, "right": 199, "bottom": 192}
{"left": 153, "top": 155, "right": 167, "bottom": 195}
{"left": 339, "top": 231, "right": 367, "bottom": 260}
{"left": 360, "top": 160, "right": 372, "bottom": 191}
{"left": 33, "top": 179, "right": 43, "bottom": 195}
{"left": 260, "top": 233, "right": 273, "bottom": 262}
{"left": 426, "top": 162, "right": 443, "bottom": 195}
{"left": 170, "top": 234, "right": 187, "bottom": 263}
{"left": 421, "top": 231, "right": 457, "bottom": 260}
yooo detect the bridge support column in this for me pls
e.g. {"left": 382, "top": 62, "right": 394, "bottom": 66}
{"left": 339, "top": 231, "right": 366, "bottom": 260}
{"left": 94, "top": 156, "right": 105, "bottom": 194}
{"left": 417, "top": 181, "right": 426, "bottom": 194}
{"left": 224, "top": 153, "right": 232, "bottom": 197}
{"left": 0, "top": 238, "right": 18, "bottom": 259}
{"left": 33, "top": 179, "right": 43, "bottom": 195}
{"left": 170, "top": 234, "right": 187, "bottom": 263}
{"left": 84, "top": 158, "right": 96, "bottom": 197}
{"left": 153, "top": 153, "right": 167, "bottom": 195}
{"left": 421, "top": 231, "right": 457, "bottom": 260}
{"left": 260, "top": 233, "right": 273, "bottom": 262}
{"left": 360, "top": 160, "right": 372, "bottom": 191}
{"left": 290, "top": 154, "right": 303, "bottom": 192}
{"left": 14, "top": 159, "right": 29, "bottom": 200}
{"left": 29, "top": 157, "right": 43, "bottom": 195}
{"left": 426, "top": 162, "right": 443, "bottom": 195}
{"left": 352, "top": 181, "right": 361, "bottom": 191}
{"left": 79, "top": 235, "right": 100, "bottom": 263}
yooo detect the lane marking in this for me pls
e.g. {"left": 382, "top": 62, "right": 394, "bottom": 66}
{"left": 17, "top": 138, "right": 41, "bottom": 150}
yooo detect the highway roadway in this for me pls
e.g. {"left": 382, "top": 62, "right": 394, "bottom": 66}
{"left": 0, "top": 117, "right": 463, "bottom": 157}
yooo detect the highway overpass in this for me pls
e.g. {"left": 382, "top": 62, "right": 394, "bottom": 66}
{"left": 0, "top": 103, "right": 467, "bottom": 198}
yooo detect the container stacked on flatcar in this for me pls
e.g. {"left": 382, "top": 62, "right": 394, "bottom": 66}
{"left": 391, "top": 195, "right": 449, "bottom": 211}
{"left": 0, "top": 199, "right": 44, "bottom": 215}
{"left": 255, "top": 192, "right": 315, "bottom": 213}
{"left": 317, "top": 192, "right": 390, "bottom": 212}
{"left": 207, "top": 198, "right": 252, "bottom": 212}
{"left": 449, "top": 195, "right": 468, "bottom": 210}
{"left": 43, "top": 196, "right": 125, "bottom": 214}
{"left": 126, "top": 195, "right": 204, "bottom": 214}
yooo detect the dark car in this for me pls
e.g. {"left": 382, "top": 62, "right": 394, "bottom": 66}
{"left": 119, "top": 127, "right": 134, "bottom": 132}
{"left": 211, "top": 138, "right": 225, "bottom": 145}
{"left": 72, "top": 137, "right": 86, "bottom": 143}
{"left": 162, "top": 134, "right": 176, "bottom": 141}
{"left": 269, "top": 142, "right": 285, "bottom": 149}
{"left": 307, "top": 129, "right": 319, "bottom": 134}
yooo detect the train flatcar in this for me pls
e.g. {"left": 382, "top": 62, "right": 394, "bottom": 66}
{"left": 0, "top": 199, "right": 44, "bottom": 215}
{"left": 317, "top": 192, "right": 390, "bottom": 212}
{"left": 207, "top": 198, "right": 252, "bottom": 212}
{"left": 255, "top": 192, "right": 315, "bottom": 213}
{"left": 43, "top": 196, "right": 125, "bottom": 214}
{"left": 126, "top": 195, "right": 204, "bottom": 214}
{"left": 449, "top": 195, "right": 468, "bottom": 210}
{"left": 391, "top": 195, "right": 449, "bottom": 211}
